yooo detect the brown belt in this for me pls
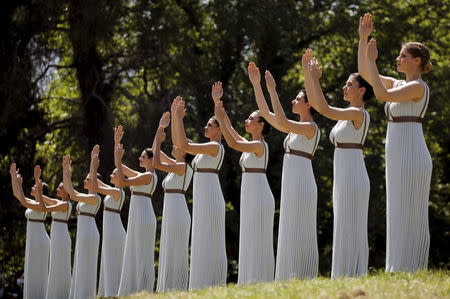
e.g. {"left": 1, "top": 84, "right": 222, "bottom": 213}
{"left": 28, "top": 219, "right": 45, "bottom": 223}
{"left": 165, "top": 189, "right": 186, "bottom": 195}
{"left": 242, "top": 168, "right": 266, "bottom": 173}
{"left": 335, "top": 142, "right": 364, "bottom": 149}
{"left": 53, "top": 218, "right": 68, "bottom": 224}
{"left": 78, "top": 211, "right": 96, "bottom": 218}
{"left": 104, "top": 207, "right": 121, "bottom": 214}
{"left": 389, "top": 116, "right": 423, "bottom": 123}
{"left": 285, "top": 149, "right": 313, "bottom": 160}
{"left": 195, "top": 168, "right": 219, "bottom": 174}
{"left": 131, "top": 191, "right": 152, "bottom": 198}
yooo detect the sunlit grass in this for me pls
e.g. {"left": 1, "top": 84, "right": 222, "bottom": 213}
{"left": 123, "top": 270, "right": 450, "bottom": 298}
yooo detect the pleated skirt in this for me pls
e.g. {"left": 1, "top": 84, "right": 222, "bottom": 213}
{"left": 118, "top": 195, "right": 157, "bottom": 296}
{"left": 98, "top": 211, "right": 126, "bottom": 297}
{"left": 69, "top": 216, "right": 99, "bottom": 299}
{"left": 331, "top": 149, "right": 370, "bottom": 279}
{"left": 385, "top": 123, "right": 432, "bottom": 272}
{"left": 189, "top": 172, "right": 227, "bottom": 290}
{"left": 24, "top": 221, "right": 50, "bottom": 299}
{"left": 238, "top": 173, "right": 275, "bottom": 284}
{"left": 275, "top": 155, "right": 318, "bottom": 281}
{"left": 46, "top": 221, "right": 71, "bottom": 299}
{"left": 156, "top": 193, "right": 191, "bottom": 292}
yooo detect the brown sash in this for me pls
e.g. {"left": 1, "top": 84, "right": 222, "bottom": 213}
{"left": 131, "top": 191, "right": 152, "bottom": 198}
{"left": 78, "top": 211, "right": 96, "bottom": 218}
{"left": 195, "top": 168, "right": 219, "bottom": 174}
{"left": 28, "top": 219, "right": 45, "bottom": 223}
{"left": 104, "top": 207, "right": 121, "bottom": 214}
{"left": 285, "top": 148, "right": 313, "bottom": 160}
{"left": 389, "top": 116, "right": 423, "bottom": 123}
{"left": 53, "top": 218, "right": 68, "bottom": 224}
{"left": 335, "top": 142, "right": 364, "bottom": 149}
{"left": 165, "top": 189, "right": 186, "bottom": 194}
{"left": 242, "top": 168, "right": 266, "bottom": 173}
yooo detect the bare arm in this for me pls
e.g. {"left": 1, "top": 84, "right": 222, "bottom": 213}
{"left": 366, "top": 39, "right": 424, "bottom": 102}
{"left": 214, "top": 102, "right": 264, "bottom": 156}
{"left": 62, "top": 155, "right": 98, "bottom": 205}
{"left": 172, "top": 97, "right": 220, "bottom": 156}
{"left": 114, "top": 143, "right": 152, "bottom": 186}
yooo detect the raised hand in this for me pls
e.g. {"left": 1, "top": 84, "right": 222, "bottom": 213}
{"left": 171, "top": 96, "right": 181, "bottom": 114}
{"left": 159, "top": 112, "right": 171, "bottom": 129}
{"left": 248, "top": 62, "right": 261, "bottom": 85}
{"left": 301, "top": 48, "right": 314, "bottom": 71}
{"left": 114, "top": 125, "right": 124, "bottom": 145}
{"left": 308, "top": 57, "right": 323, "bottom": 80}
{"left": 115, "top": 144, "right": 125, "bottom": 164}
{"left": 33, "top": 165, "right": 42, "bottom": 183}
{"left": 62, "top": 155, "right": 72, "bottom": 177}
{"left": 211, "top": 81, "right": 223, "bottom": 104}
{"left": 90, "top": 145, "right": 100, "bottom": 171}
{"left": 155, "top": 128, "right": 166, "bottom": 143}
{"left": 367, "top": 38, "right": 378, "bottom": 61}
{"left": 214, "top": 101, "right": 226, "bottom": 120}
{"left": 359, "top": 13, "right": 373, "bottom": 39}
{"left": 10, "top": 163, "right": 19, "bottom": 177}
{"left": 265, "top": 70, "right": 277, "bottom": 91}
{"left": 175, "top": 98, "right": 186, "bottom": 119}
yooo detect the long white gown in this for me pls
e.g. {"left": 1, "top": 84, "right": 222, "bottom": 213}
{"left": 275, "top": 124, "right": 320, "bottom": 281}
{"left": 24, "top": 209, "right": 50, "bottom": 299}
{"left": 156, "top": 166, "right": 193, "bottom": 292}
{"left": 189, "top": 142, "right": 227, "bottom": 290}
{"left": 98, "top": 189, "right": 126, "bottom": 297}
{"left": 46, "top": 202, "right": 72, "bottom": 299}
{"left": 329, "top": 109, "right": 370, "bottom": 279}
{"left": 385, "top": 79, "right": 432, "bottom": 272}
{"left": 118, "top": 172, "right": 158, "bottom": 296}
{"left": 238, "top": 140, "right": 275, "bottom": 284}
{"left": 69, "top": 196, "right": 101, "bottom": 299}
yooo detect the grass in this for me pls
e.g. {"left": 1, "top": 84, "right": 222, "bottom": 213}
{"left": 124, "top": 270, "right": 450, "bottom": 299}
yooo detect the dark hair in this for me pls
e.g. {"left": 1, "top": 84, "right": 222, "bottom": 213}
{"left": 254, "top": 111, "right": 271, "bottom": 136}
{"left": 403, "top": 42, "right": 432, "bottom": 73}
{"left": 299, "top": 89, "right": 317, "bottom": 116}
{"left": 144, "top": 148, "right": 154, "bottom": 159}
{"left": 42, "top": 182, "right": 49, "bottom": 196}
{"left": 210, "top": 116, "right": 220, "bottom": 127}
{"left": 351, "top": 73, "right": 374, "bottom": 102}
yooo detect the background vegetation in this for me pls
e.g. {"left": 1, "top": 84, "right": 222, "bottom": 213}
{"left": 1, "top": 0, "right": 449, "bottom": 281}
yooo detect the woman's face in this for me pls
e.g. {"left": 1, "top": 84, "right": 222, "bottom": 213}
{"left": 83, "top": 174, "right": 90, "bottom": 190}
{"left": 342, "top": 75, "right": 363, "bottom": 102}
{"left": 244, "top": 112, "right": 263, "bottom": 134}
{"left": 139, "top": 150, "right": 152, "bottom": 168}
{"left": 56, "top": 182, "right": 67, "bottom": 198}
{"left": 31, "top": 184, "right": 37, "bottom": 197}
{"left": 110, "top": 169, "right": 118, "bottom": 185}
{"left": 396, "top": 47, "right": 421, "bottom": 73}
{"left": 291, "top": 92, "right": 309, "bottom": 114}
{"left": 204, "top": 118, "right": 220, "bottom": 138}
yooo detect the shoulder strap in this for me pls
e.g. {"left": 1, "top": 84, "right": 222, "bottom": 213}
{"left": 359, "top": 109, "right": 369, "bottom": 145}
{"left": 262, "top": 140, "right": 268, "bottom": 170}
{"left": 215, "top": 143, "right": 225, "bottom": 170}
{"left": 181, "top": 164, "right": 188, "bottom": 191}
{"left": 311, "top": 122, "right": 320, "bottom": 155}
{"left": 418, "top": 82, "right": 430, "bottom": 118}
{"left": 150, "top": 172, "right": 157, "bottom": 195}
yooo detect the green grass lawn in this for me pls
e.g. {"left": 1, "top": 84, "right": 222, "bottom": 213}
{"left": 125, "top": 270, "right": 450, "bottom": 298}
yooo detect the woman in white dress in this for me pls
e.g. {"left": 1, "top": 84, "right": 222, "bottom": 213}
{"left": 63, "top": 146, "right": 101, "bottom": 299}
{"left": 248, "top": 62, "right": 320, "bottom": 280}
{"left": 114, "top": 126, "right": 158, "bottom": 296}
{"left": 302, "top": 50, "right": 373, "bottom": 278}
{"left": 43, "top": 181, "right": 72, "bottom": 299}
{"left": 358, "top": 14, "right": 432, "bottom": 272}
{"left": 213, "top": 82, "right": 275, "bottom": 284}
{"left": 9, "top": 164, "right": 55, "bottom": 299}
{"left": 152, "top": 112, "right": 193, "bottom": 292}
{"left": 97, "top": 168, "right": 126, "bottom": 297}
{"left": 171, "top": 95, "right": 227, "bottom": 290}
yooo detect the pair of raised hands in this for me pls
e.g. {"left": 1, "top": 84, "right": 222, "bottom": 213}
{"left": 10, "top": 163, "right": 44, "bottom": 201}
{"left": 359, "top": 12, "right": 378, "bottom": 61}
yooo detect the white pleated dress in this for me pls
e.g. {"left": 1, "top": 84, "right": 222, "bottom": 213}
{"left": 276, "top": 124, "right": 320, "bottom": 281}
{"left": 385, "top": 79, "right": 432, "bottom": 272}
{"left": 98, "top": 189, "right": 126, "bottom": 297}
{"left": 24, "top": 209, "right": 50, "bottom": 299}
{"left": 118, "top": 172, "right": 158, "bottom": 296}
{"left": 330, "top": 109, "right": 370, "bottom": 279}
{"left": 46, "top": 202, "right": 72, "bottom": 299}
{"left": 69, "top": 196, "right": 101, "bottom": 299}
{"left": 156, "top": 166, "right": 193, "bottom": 292}
{"left": 238, "top": 140, "right": 275, "bottom": 284}
{"left": 189, "top": 142, "right": 227, "bottom": 290}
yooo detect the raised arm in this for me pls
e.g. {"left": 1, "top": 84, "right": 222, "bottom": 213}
{"left": 95, "top": 179, "right": 121, "bottom": 200}
{"left": 62, "top": 155, "right": 98, "bottom": 205}
{"left": 302, "top": 50, "right": 363, "bottom": 122}
{"left": 365, "top": 39, "right": 424, "bottom": 102}
{"left": 214, "top": 101, "right": 264, "bottom": 156}
{"left": 114, "top": 143, "right": 152, "bottom": 186}
{"left": 248, "top": 62, "right": 279, "bottom": 127}
{"left": 114, "top": 125, "right": 140, "bottom": 177}
{"left": 172, "top": 97, "right": 220, "bottom": 156}
{"left": 152, "top": 112, "right": 187, "bottom": 176}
